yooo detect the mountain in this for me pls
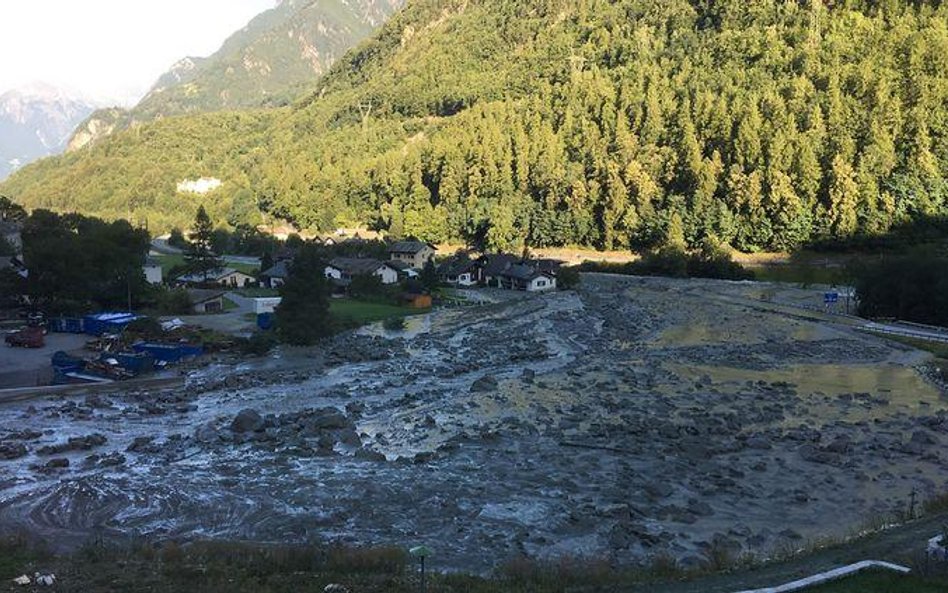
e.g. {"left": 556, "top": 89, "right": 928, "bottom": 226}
{"left": 0, "top": 83, "right": 97, "bottom": 180}
{"left": 67, "top": 0, "right": 405, "bottom": 151}
{"left": 5, "top": 0, "right": 948, "bottom": 252}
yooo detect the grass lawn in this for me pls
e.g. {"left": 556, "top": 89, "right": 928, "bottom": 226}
{"left": 808, "top": 569, "right": 948, "bottom": 592}
{"left": 750, "top": 262, "right": 849, "bottom": 285}
{"left": 330, "top": 299, "right": 427, "bottom": 325}
{"left": 153, "top": 254, "right": 259, "bottom": 276}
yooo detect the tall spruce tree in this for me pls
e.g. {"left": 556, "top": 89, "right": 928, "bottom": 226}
{"left": 185, "top": 206, "right": 222, "bottom": 282}
{"left": 275, "top": 244, "right": 332, "bottom": 345}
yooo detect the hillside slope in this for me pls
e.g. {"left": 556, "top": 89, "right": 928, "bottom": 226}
{"left": 5, "top": 0, "right": 947, "bottom": 252}
{"left": 67, "top": 0, "right": 404, "bottom": 151}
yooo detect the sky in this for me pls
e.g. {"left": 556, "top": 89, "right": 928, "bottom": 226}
{"left": 0, "top": 0, "right": 276, "bottom": 106}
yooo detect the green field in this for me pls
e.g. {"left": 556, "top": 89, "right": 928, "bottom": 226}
{"left": 329, "top": 299, "right": 427, "bottom": 325}
{"left": 750, "top": 263, "right": 850, "bottom": 286}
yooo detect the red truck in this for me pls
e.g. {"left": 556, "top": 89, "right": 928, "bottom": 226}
{"left": 5, "top": 327, "right": 45, "bottom": 348}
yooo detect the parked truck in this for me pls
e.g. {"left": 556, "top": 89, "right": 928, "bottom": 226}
{"left": 5, "top": 326, "right": 45, "bottom": 348}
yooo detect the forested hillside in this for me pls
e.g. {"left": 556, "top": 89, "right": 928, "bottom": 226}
{"left": 5, "top": 0, "right": 947, "bottom": 252}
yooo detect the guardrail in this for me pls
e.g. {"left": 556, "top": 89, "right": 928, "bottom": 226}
{"left": 732, "top": 560, "right": 910, "bottom": 593}
{"left": 859, "top": 322, "right": 948, "bottom": 344}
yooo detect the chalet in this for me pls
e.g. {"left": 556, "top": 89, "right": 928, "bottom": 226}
{"left": 176, "top": 267, "right": 255, "bottom": 288}
{"left": 325, "top": 258, "right": 400, "bottom": 286}
{"left": 438, "top": 256, "right": 481, "bottom": 287}
{"left": 143, "top": 257, "right": 163, "bottom": 285}
{"left": 387, "top": 259, "right": 419, "bottom": 279}
{"left": 260, "top": 260, "right": 291, "bottom": 289}
{"left": 388, "top": 240, "right": 436, "bottom": 269}
{"left": 187, "top": 289, "right": 226, "bottom": 314}
{"left": 478, "top": 253, "right": 518, "bottom": 287}
{"left": 499, "top": 263, "right": 557, "bottom": 292}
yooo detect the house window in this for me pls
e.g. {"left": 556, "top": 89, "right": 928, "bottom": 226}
{"left": 537, "top": 280, "right": 547, "bottom": 287}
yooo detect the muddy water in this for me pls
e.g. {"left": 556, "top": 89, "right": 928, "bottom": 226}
{"left": 1, "top": 278, "right": 947, "bottom": 572}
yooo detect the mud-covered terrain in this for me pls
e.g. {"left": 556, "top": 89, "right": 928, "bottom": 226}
{"left": 1, "top": 275, "right": 946, "bottom": 571}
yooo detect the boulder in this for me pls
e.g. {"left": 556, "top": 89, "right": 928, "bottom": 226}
{"left": 231, "top": 409, "right": 265, "bottom": 433}
{"left": 37, "top": 434, "right": 107, "bottom": 455}
{"left": 746, "top": 435, "right": 772, "bottom": 450}
{"left": 311, "top": 408, "right": 351, "bottom": 430}
{"left": 0, "top": 442, "right": 28, "bottom": 460}
{"left": 644, "top": 481, "right": 674, "bottom": 499}
{"left": 354, "top": 448, "right": 386, "bottom": 462}
{"left": 194, "top": 422, "right": 220, "bottom": 444}
{"left": 470, "top": 375, "right": 499, "bottom": 392}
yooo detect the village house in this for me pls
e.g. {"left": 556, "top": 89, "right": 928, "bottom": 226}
{"left": 325, "top": 257, "right": 400, "bottom": 286}
{"left": 435, "top": 252, "right": 562, "bottom": 292}
{"left": 143, "top": 257, "right": 164, "bottom": 285}
{"left": 438, "top": 256, "right": 481, "bottom": 287}
{"left": 500, "top": 263, "right": 557, "bottom": 292}
{"left": 175, "top": 267, "right": 255, "bottom": 288}
{"left": 187, "top": 289, "right": 226, "bottom": 314}
{"left": 260, "top": 260, "right": 291, "bottom": 289}
{"left": 388, "top": 240, "right": 437, "bottom": 269}
{"left": 386, "top": 259, "right": 419, "bottom": 280}
{"left": 478, "top": 253, "right": 519, "bottom": 287}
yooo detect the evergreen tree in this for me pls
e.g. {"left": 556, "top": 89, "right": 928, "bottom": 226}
{"left": 185, "top": 205, "right": 222, "bottom": 282}
{"left": 0, "top": 195, "right": 27, "bottom": 222}
{"left": 420, "top": 258, "right": 439, "bottom": 293}
{"left": 275, "top": 244, "right": 332, "bottom": 345}
{"left": 827, "top": 155, "right": 859, "bottom": 239}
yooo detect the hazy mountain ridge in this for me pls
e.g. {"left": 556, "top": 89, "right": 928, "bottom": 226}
{"left": 0, "top": 83, "right": 98, "bottom": 180}
{"left": 67, "top": 0, "right": 405, "bottom": 151}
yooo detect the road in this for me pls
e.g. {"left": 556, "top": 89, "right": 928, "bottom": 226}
{"left": 860, "top": 321, "right": 948, "bottom": 344}
{"left": 150, "top": 238, "right": 261, "bottom": 267}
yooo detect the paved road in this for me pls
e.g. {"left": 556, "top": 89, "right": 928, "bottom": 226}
{"left": 861, "top": 321, "right": 948, "bottom": 344}
{"left": 150, "top": 238, "right": 261, "bottom": 267}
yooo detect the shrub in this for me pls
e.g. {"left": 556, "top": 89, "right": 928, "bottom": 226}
{"left": 156, "top": 288, "right": 193, "bottom": 315}
{"left": 557, "top": 266, "right": 581, "bottom": 289}
{"left": 167, "top": 228, "right": 188, "bottom": 249}
{"left": 241, "top": 332, "right": 278, "bottom": 356}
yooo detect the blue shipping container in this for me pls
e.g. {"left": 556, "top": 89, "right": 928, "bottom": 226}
{"left": 102, "top": 352, "right": 156, "bottom": 375}
{"left": 132, "top": 342, "right": 203, "bottom": 363}
{"left": 49, "top": 317, "right": 85, "bottom": 334}
{"left": 83, "top": 312, "right": 141, "bottom": 336}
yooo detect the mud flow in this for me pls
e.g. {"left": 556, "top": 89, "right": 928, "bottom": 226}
{"left": 1, "top": 276, "right": 945, "bottom": 571}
